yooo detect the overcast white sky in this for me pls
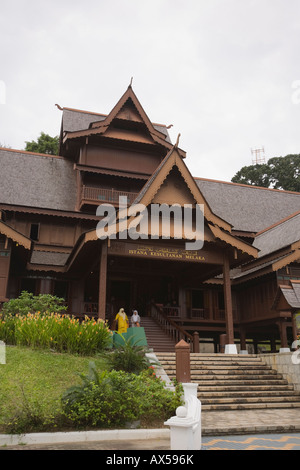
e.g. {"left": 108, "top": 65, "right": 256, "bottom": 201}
{"left": 1, "top": 0, "right": 300, "bottom": 182}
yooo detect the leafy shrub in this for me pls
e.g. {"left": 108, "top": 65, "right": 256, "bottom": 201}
{"left": 4, "top": 385, "right": 58, "bottom": 434}
{"left": 1, "top": 291, "right": 67, "bottom": 317}
{"left": 61, "top": 362, "right": 183, "bottom": 428}
{"left": 110, "top": 335, "right": 150, "bottom": 373}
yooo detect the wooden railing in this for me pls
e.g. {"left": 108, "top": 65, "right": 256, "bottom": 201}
{"left": 191, "top": 308, "right": 209, "bottom": 319}
{"left": 81, "top": 186, "right": 138, "bottom": 205}
{"left": 150, "top": 302, "right": 198, "bottom": 352}
{"left": 80, "top": 302, "right": 99, "bottom": 317}
{"left": 162, "top": 306, "right": 181, "bottom": 317}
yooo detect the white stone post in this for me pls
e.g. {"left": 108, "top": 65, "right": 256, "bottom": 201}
{"left": 164, "top": 382, "right": 201, "bottom": 450}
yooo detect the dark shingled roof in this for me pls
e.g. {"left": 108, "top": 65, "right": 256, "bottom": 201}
{"left": 61, "top": 108, "right": 106, "bottom": 133}
{"left": 30, "top": 250, "right": 70, "bottom": 266}
{"left": 0, "top": 147, "right": 299, "bottom": 240}
{"left": 253, "top": 212, "right": 300, "bottom": 257}
{"left": 279, "top": 282, "right": 300, "bottom": 309}
{"left": 0, "top": 149, "right": 77, "bottom": 211}
{"left": 196, "top": 178, "right": 300, "bottom": 233}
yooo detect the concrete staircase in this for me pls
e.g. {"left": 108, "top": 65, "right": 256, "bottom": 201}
{"left": 155, "top": 352, "right": 300, "bottom": 411}
{"left": 141, "top": 316, "right": 177, "bottom": 352}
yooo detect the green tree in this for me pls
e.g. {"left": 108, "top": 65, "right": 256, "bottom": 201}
{"left": 268, "top": 155, "right": 300, "bottom": 192}
{"left": 231, "top": 163, "right": 270, "bottom": 187}
{"left": 25, "top": 132, "right": 59, "bottom": 156}
{"left": 231, "top": 154, "right": 300, "bottom": 192}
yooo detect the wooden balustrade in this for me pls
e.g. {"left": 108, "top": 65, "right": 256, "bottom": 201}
{"left": 162, "top": 306, "right": 180, "bottom": 317}
{"left": 80, "top": 302, "right": 99, "bottom": 317}
{"left": 191, "top": 308, "right": 209, "bottom": 319}
{"left": 81, "top": 186, "right": 138, "bottom": 205}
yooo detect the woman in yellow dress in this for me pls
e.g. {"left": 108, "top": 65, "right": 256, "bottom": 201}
{"left": 115, "top": 308, "right": 129, "bottom": 333}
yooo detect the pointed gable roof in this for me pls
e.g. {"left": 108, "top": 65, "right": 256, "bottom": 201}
{"left": 65, "top": 140, "right": 258, "bottom": 267}
{"left": 61, "top": 85, "right": 186, "bottom": 158}
{"left": 131, "top": 143, "right": 232, "bottom": 232}
{"left": 116, "top": 143, "right": 258, "bottom": 259}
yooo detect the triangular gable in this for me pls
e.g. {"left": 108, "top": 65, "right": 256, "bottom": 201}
{"left": 125, "top": 144, "right": 232, "bottom": 233}
{"left": 62, "top": 86, "right": 186, "bottom": 157}
{"left": 67, "top": 143, "right": 259, "bottom": 262}
{"left": 90, "top": 86, "right": 163, "bottom": 138}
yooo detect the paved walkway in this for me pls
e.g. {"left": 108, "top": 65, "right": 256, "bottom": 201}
{"left": 2, "top": 408, "right": 300, "bottom": 450}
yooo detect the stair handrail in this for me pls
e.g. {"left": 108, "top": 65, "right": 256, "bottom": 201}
{"left": 149, "top": 302, "right": 195, "bottom": 351}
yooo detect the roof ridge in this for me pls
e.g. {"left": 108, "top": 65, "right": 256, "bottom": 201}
{"left": 255, "top": 210, "right": 300, "bottom": 237}
{"left": 61, "top": 106, "right": 107, "bottom": 117}
{"left": 0, "top": 147, "right": 63, "bottom": 159}
{"left": 195, "top": 175, "right": 300, "bottom": 196}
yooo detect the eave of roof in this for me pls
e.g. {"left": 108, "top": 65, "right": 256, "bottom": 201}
{"left": 0, "top": 220, "right": 31, "bottom": 250}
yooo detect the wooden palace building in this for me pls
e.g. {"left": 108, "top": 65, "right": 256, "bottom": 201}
{"left": 0, "top": 85, "right": 300, "bottom": 353}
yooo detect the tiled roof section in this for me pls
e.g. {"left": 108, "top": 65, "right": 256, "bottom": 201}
{"left": 253, "top": 212, "right": 300, "bottom": 257}
{"left": 279, "top": 282, "right": 300, "bottom": 308}
{"left": 0, "top": 149, "right": 77, "bottom": 211}
{"left": 61, "top": 108, "right": 172, "bottom": 143}
{"left": 61, "top": 108, "right": 106, "bottom": 133}
{"left": 196, "top": 178, "right": 300, "bottom": 233}
{"left": 30, "top": 250, "right": 69, "bottom": 266}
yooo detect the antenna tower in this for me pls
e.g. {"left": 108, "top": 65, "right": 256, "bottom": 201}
{"left": 251, "top": 146, "right": 265, "bottom": 164}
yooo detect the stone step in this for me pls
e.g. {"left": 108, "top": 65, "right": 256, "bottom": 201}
{"left": 160, "top": 361, "right": 272, "bottom": 372}
{"left": 197, "top": 390, "right": 300, "bottom": 398}
{"left": 158, "top": 358, "right": 264, "bottom": 369}
{"left": 169, "top": 374, "right": 283, "bottom": 381}
{"left": 156, "top": 353, "right": 262, "bottom": 360}
{"left": 141, "top": 318, "right": 177, "bottom": 353}
{"left": 197, "top": 377, "right": 287, "bottom": 384}
{"left": 197, "top": 384, "right": 294, "bottom": 391}
{"left": 154, "top": 351, "right": 300, "bottom": 411}
{"left": 201, "top": 402, "right": 300, "bottom": 411}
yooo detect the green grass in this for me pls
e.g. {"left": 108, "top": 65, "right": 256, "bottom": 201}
{"left": 0, "top": 346, "right": 110, "bottom": 432}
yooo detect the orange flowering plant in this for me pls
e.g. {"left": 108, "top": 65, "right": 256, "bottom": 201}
{"left": 0, "top": 312, "right": 112, "bottom": 355}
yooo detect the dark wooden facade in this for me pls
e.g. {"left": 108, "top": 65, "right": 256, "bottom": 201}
{"left": 0, "top": 85, "right": 300, "bottom": 353}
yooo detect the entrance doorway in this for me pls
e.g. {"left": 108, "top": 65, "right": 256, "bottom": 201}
{"left": 109, "top": 280, "right": 131, "bottom": 316}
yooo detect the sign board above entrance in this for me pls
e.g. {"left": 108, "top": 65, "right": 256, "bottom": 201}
{"left": 108, "top": 241, "right": 223, "bottom": 264}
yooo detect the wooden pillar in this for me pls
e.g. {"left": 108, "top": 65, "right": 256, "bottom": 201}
{"left": 39, "top": 279, "right": 53, "bottom": 295}
{"left": 0, "top": 238, "right": 11, "bottom": 302}
{"left": 98, "top": 240, "right": 108, "bottom": 320}
{"left": 292, "top": 314, "right": 298, "bottom": 344}
{"left": 278, "top": 318, "right": 289, "bottom": 351}
{"left": 223, "top": 251, "right": 235, "bottom": 348}
{"left": 239, "top": 328, "right": 247, "bottom": 351}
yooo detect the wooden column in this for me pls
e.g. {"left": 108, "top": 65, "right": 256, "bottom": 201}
{"left": 39, "top": 279, "right": 53, "bottom": 295}
{"left": 223, "top": 251, "right": 234, "bottom": 346}
{"left": 0, "top": 238, "right": 11, "bottom": 302}
{"left": 278, "top": 318, "right": 289, "bottom": 351}
{"left": 98, "top": 240, "right": 108, "bottom": 320}
{"left": 292, "top": 314, "right": 298, "bottom": 344}
{"left": 239, "top": 328, "right": 247, "bottom": 351}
